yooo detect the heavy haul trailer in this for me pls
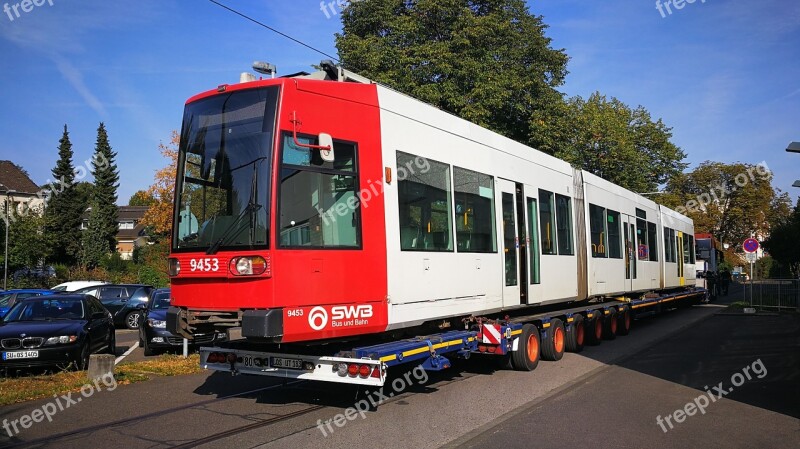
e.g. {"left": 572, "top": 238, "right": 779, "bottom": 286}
{"left": 198, "top": 288, "right": 705, "bottom": 386}
{"left": 166, "top": 61, "right": 699, "bottom": 349}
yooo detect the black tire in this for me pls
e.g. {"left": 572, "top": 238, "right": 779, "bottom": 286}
{"left": 565, "top": 314, "right": 585, "bottom": 353}
{"left": 585, "top": 310, "right": 604, "bottom": 346}
{"left": 74, "top": 342, "right": 90, "bottom": 371}
{"left": 142, "top": 335, "right": 155, "bottom": 357}
{"left": 104, "top": 330, "right": 116, "bottom": 355}
{"left": 511, "top": 323, "right": 540, "bottom": 371}
{"left": 617, "top": 308, "right": 632, "bottom": 336}
{"left": 603, "top": 309, "right": 618, "bottom": 340}
{"left": 541, "top": 318, "right": 566, "bottom": 361}
{"left": 125, "top": 311, "right": 142, "bottom": 330}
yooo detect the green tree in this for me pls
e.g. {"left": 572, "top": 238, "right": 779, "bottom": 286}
{"left": 662, "top": 161, "right": 786, "bottom": 246}
{"left": 335, "top": 0, "right": 569, "bottom": 152}
{"left": 44, "top": 125, "right": 83, "bottom": 265}
{"left": 5, "top": 212, "right": 49, "bottom": 271}
{"left": 763, "top": 199, "right": 800, "bottom": 277}
{"left": 81, "top": 123, "right": 120, "bottom": 267}
{"left": 129, "top": 190, "right": 156, "bottom": 207}
{"left": 554, "top": 93, "right": 687, "bottom": 193}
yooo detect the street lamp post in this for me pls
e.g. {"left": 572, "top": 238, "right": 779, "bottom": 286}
{"left": 788, "top": 142, "right": 799, "bottom": 189}
{"left": 3, "top": 189, "right": 16, "bottom": 290}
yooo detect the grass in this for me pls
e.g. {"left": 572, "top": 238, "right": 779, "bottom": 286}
{"left": 728, "top": 301, "right": 751, "bottom": 310}
{"left": 0, "top": 354, "right": 203, "bottom": 407}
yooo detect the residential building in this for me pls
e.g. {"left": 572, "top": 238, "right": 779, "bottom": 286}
{"left": 0, "top": 160, "right": 45, "bottom": 216}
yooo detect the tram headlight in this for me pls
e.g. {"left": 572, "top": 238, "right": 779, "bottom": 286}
{"left": 229, "top": 256, "right": 269, "bottom": 276}
{"left": 168, "top": 258, "right": 180, "bottom": 276}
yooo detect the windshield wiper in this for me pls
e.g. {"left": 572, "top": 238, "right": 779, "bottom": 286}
{"left": 206, "top": 157, "right": 267, "bottom": 255}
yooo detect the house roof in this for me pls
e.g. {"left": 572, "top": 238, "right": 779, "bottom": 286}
{"left": 0, "top": 161, "right": 39, "bottom": 195}
{"left": 118, "top": 206, "right": 148, "bottom": 221}
{"left": 117, "top": 223, "right": 147, "bottom": 241}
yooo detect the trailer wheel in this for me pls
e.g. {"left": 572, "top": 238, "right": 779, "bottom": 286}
{"left": 542, "top": 319, "right": 566, "bottom": 361}
{"left": 565, "top": 314, "right": 585, "bottom": 353}
{"left": 511, "top": 324, "right": 540, "bottom": 371}
{"left": 617, "top": 308, "right": 632, "bottom": 336}
{"left": 603, "top": 309, "right": 618, "bottom": 340}
{"left": 586, "top": 311, "right": 603, "bottom": 346}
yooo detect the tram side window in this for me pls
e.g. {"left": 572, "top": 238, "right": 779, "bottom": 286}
{"left": 278, "top": 135, "right": 360, "bottom": 248}
{"left": 607, "top": 210, "right": 622, "bottom": 259}
{"left": 397, "top": 152, "right": 453, "bottom": 251}
{"left": 688, "top": 235, "right": 695, "bottom": 264}
{"left": 648, "top": 222, "right": 658, "bottom": 262}
{"left": 556, "top": 194, "right": 574, "bottom": 255}
{"left": 589, "top": 204, "right": 607, "bottom": 258}
{"left": 664, "top": 227, "right": 673, "bottom": 262}
{"left": 683, "top": 234, "right": 690, "bottom": 263}
{"left": 636, "top": 218, "right": 648, "bottom": 261}
{"left": 539, "top": 190, "right": 557, "bottom": 255}
{"left": 454, "top": 167, "right": 496, "bottom": 253}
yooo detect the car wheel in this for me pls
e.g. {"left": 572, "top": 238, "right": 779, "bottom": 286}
{"left": 105, "top": 330, "right": 116, "bottom": 355}
{"left": 125, "top": 311, "right": 142, "bottom": 330}
{"left": 74, "top": 342, "right": 90, "bottom": 371}
{"left": 142, "top": 336, "right": 156, "bottom": 357}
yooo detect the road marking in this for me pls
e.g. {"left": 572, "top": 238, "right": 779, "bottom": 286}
{"left": 115, "top": 341, "right": 139, "bottom": 365}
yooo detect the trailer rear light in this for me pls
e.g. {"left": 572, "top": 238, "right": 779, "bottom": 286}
{"left": 207, "top": 352, "right": 223, "bottom": 363}
{"left": 371, "top": 366, "right": 381, "bottom": 378}
{"left": 358, "top": 364, "right": 371, "bottom": 378}
{"left": 347, "top": 363, "right": 359, "bottom": 377}
{"left": 335, "top": 363, "right": 348, "bottom": 376}
{"left": 487, "top": 345, "right": 498, "bottom": 354}
{"left": 226, "top": 353, "right": 238, "bottom": 364}
{"left": 230, "top": 256, "right": 270, "bottom": 276}
{"left": 478, "top": 344, "right": 487, "bottom": 353}
{"left": 303, "top": 362, "right": 315, "bottom": 371}
{"left": 168, "top": 258, "right": 180, "bottom": 276}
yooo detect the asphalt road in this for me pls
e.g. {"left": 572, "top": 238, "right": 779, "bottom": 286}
{"left": 1, "top": 284, "right": 797, "bottom": 448}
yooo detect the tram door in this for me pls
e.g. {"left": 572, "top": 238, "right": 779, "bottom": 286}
{"left": 498, "top": 179, "right": 528, "bottom": 306}
{"left": 622, "top": 214, "right": 637, "bottom": 292}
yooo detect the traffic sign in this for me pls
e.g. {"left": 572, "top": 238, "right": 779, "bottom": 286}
{"left": 743, "top": 238, "right": 759, "bottom": 253}
{"left": 745, "top": 252, "right": 757, "bottom": 263}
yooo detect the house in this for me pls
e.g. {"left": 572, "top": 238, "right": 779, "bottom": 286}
{"left": 0, "top": 160, "right": 45, "bottom": 216}
{"left": 82, "top": 206, "right": 149, "bottom": 260}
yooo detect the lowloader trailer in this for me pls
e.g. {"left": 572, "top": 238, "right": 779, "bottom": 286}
{"left": 198, "top": 288, "right": 707, "bottom": 387}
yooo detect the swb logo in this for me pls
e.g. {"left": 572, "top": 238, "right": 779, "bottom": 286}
{"left": 307, "top": 305, "right": 373, "bottom": 331}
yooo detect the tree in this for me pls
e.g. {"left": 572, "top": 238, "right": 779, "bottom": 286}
{"left": 5, "top": 213, "right": 50, "bottom": 271}
{"left": 336, "top": 0, "right": 569, "bottom": 152}
{"left": 142, "top": 131, "right": 179, "bottom": 238}
{"left": 44, "top": 125, "right": 83, "bottom": 265}
{"left": 662, "top": 161, "right": 787, "bottom": 246}
{"left": 129, "top": 190, "right": 156, "bottom": 207}
{"left": 81, "top": 123, "right": 119, "bottom": 267}
{"left": 554, "top": 93, "right": 687, "bottom": 193}
{"left": 763, "top": 199, "right": 800, "bottom": 277}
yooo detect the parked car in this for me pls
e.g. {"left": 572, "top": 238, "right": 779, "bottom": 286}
{"left": 73, "top": 284, "right": 154, "bottom": 330}
{"left": 51, "top": 281, "right": 108, "bottom": 292}
{"left": 12, "top": 266, "right": 56, "bottom": 282}
{"left": 0, "top": 289, "right": 58, "bottom": 319}
{"left": 0, "top": 294, "right": 115, "bottom": 372}
{"left": 139, "top": 288, "right": 225, "bottom": 356}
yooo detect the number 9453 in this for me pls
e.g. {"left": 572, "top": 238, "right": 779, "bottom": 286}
{"left": 190, "top": 258, "right": 220, "bottom": 272}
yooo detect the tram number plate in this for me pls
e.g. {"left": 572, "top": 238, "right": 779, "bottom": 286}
{"left": 271, "top": 357, "right": 303, "bottom": 370}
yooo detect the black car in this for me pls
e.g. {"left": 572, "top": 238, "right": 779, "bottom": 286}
{"left": 74, "top": 284, "right": 154, "bottom": 330}
{"left": 139, "top": 288, "right": 225, "bottom": 356}
{"left": 0, "top": 295, "right": 115, "bottom": 372}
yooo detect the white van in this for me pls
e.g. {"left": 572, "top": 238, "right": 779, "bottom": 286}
{"left": 51, "top": 281, "right": 108, "bottom": 292}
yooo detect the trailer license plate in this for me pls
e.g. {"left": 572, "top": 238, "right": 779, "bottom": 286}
{"left": 3, "top": 350, "right": 39, "bottom": 360}
{"left": 271, "top": 357, "right": 303, "bottom": 370}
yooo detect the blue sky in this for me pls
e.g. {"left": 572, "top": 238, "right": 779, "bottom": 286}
{"left": 0, "top": 0, "right": 798, "bottom": 205}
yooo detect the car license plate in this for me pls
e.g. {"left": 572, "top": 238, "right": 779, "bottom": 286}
{"left": 271, "top": 357, "right": 303, "bottom": 370}
{"left": 2, "top": 350, "right": 39, "bottom": 360}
